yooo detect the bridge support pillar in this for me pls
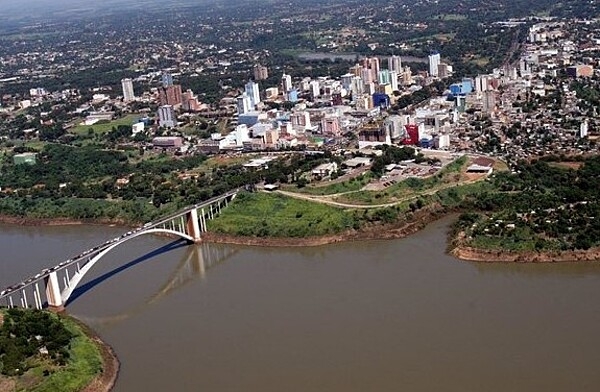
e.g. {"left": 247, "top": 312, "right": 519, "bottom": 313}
{"left": 186, "top": 208, "right": 202, "bottom": 243}
{"left": 44, "top": 271, "right": 64, "bottom": 312}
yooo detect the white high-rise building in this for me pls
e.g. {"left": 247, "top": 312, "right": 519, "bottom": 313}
{"left": 121, "top": 78, "right": 135, "bottom": 102}
{"left": 157, "top": 105, "right": 176, "bottom": 128}
{"left": 580, "top": 121, "right": 589, "bottom": 138}
{"left": 389, "top": 71, "right": 399, "bottom": 92}
{"left": 428, "top": 53, "right": 441, "bottom": 78}
{"left": 244, "top": 81, "right": 261, "bottom": 107}
{"left": 237, "top": 94, "right": 252, "bottom": 115}
{"left": 475, "top": 75, "right": 489, "bottom": 93}
{"left": 351, "top": 76, "right": 364, "bottom": 96}
{"left": 388, "top": 55, "right": 402, "bottom": 74}
{"left": 235, "top": 124, "right": 250, "bottom": 146}
{"left": 281, "top": 73, "right": 292, "bottom": 93}
{"left": 310, "top": 80, "right": 320, "bottom": 98}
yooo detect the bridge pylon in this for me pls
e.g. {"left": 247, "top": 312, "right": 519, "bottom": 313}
{"left": 186, "top": 208, "right": 202, "bottom": 243}
{"left": 44, "top": 271, "right": 65, "bottom": 312}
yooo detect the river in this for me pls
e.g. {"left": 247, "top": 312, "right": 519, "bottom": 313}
{"left": 2, "top": 218, "right": 600, "bottom": 391}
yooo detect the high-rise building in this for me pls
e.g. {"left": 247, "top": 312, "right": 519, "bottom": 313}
{"left": 475, "top": 75, "right": 489, "bottom": 93}
{"left": 159, "top": 85, "right": 183, "bottom": 107}
{"left": 378, "top": 70, "right": 391, "bottom": 85}
{"left": 245, "top": 81, "right": 261, "bottom": 107}
{"left": 121, "top": 78, "right": 135, "bottom": 102}
{"left": 310, "top": 80, "right": 320, "bottom": 98}
{"left": 281, "top": 73, "right": 292, "bottom": 93}
{"left": 253, "top": 64, "right": 269, "bottom": 81}
{"left": 157, "top": 105, "right": 176, "bottom": 128}
{"left": 237, "top": 94, "right": 252, "bottom": 115}
{"left": 388, "top": 55, "right": 402, "bottom": 74}
{"left": 182, "top": 89, "right": 200, "bottom": 111}
{"left": 389, "top": 71, "right": 399, "bottom": 92}
{"left": 482, "top": 90, "right": 496, "bottom": 114}
{"left": 162, "top": 73, "right": 174, "bottom": 87}
{"left": 428, "top": 52, "right": 441, "bottom": 78}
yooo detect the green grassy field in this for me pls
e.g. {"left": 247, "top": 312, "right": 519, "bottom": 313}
{"left": 335, "top": 157, "right": 469, "bottom": 205}
{"left": 284, "top": 173, "right": 372, "bottom": 196}
{"left": 208, "top": 192, "right": 359, "bottom": 237}
{"left": 71, "top": 114, "right": 141, "bottom": 135}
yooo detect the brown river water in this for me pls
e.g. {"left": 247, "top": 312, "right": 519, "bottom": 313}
{"left": 1, "top": 217, "right": 600, "bottom": 391}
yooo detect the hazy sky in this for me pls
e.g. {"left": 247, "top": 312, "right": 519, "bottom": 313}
{"left": 0, "top": 0, "right": 212, "bottom": 21}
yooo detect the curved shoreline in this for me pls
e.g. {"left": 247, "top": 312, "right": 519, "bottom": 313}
{"left": 67, "top": 315, "right": 120, "bottom": 392}
{"left": 449, "top": 244, "right": 600, "bottom": 263}
{"left": 3, "top": 210, "right": 600, "bottom": 264}
{"left": 202, "top": 206, "right": 445, "bottom": 247}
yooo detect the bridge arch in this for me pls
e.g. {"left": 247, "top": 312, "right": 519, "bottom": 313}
{"left": 61, "top": 228, "right": 194, "bottom": 304}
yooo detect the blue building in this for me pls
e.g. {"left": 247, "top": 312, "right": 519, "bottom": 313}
{"left": 372, "top": 93, "right": 390, "bottom": 109}
{"left": 288, "top": 89, "right": 299, "bottom": 102}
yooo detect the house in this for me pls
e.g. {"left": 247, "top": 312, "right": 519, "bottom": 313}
{"left": 312, "top": 162, "right": 338, "bottom": 180}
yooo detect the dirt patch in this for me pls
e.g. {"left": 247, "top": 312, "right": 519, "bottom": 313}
{"left": 0, "top": 376, "right": 16, "bottom": 392}
{"left": 548, "top": 161, "right": 584, "bottom": 170}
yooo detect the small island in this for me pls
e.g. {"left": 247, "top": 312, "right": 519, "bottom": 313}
{"left": 0, "top": 309, "right": 118, "bottom": 392}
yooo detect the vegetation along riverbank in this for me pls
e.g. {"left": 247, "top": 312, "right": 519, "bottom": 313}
{"left": 0, "top": 309, "right": 118, "bottom": 392}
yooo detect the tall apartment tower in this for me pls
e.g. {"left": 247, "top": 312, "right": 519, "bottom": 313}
{"left": 159, "top": 84, "right": 183, "bottom": 107}
{"left": 244, "top": 81, "right": 261, "bottom": 107}
{"left": 121, "top": 78, "right": 135, "bottom": 102}
{"left": 162, "top": 72, "right": 174, "bottom": 87}
{"left": 388, "top": 55, "right": 402, "bottom": 74}
{"left": 428, "top": 52, "right": 441, "bottom": 78}
{"left": 253, "top": 64, "right": 269, "bottom": 81}
{"left": 157, "top": 105, "right": 176, "bottom": 128}
{"left": 281, "top": 73, "right": 292, "bottom": 93}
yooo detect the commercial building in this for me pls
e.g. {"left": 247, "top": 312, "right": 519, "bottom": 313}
{"left": 152, "top": 136, "right": 183, "bottom": 149}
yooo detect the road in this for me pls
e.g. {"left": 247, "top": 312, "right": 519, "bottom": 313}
{"left": 275, "top": 176, "right": 486, "bottom": 209}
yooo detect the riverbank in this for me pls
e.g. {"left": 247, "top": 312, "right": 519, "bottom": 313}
{"left": 450, "top": 243, "right": 600, "bottom": 263}
{"left": 203, "top": 205, "right": 447, "bottom": 247}
{"left": 69, "top": 316, "right": 120, "bottom": 392}
{"left": 0, "top": 311, "right": 119, "bottom": 392}
{"left": 0, "top": 214, "right": 131, "bottom": 227}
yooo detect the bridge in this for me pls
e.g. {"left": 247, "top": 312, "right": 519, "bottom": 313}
{"left": 0, "top": 189, "right": 239, "bottom": 312}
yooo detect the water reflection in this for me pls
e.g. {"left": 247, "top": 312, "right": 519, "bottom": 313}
{"left": 74, "top": 243, "right": 237, "bottom": 327}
